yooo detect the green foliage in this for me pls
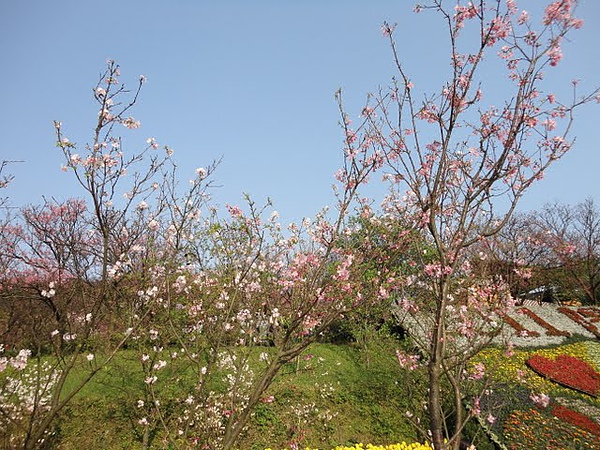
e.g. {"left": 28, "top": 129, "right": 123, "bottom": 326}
{"left": 40, "top": 341, "right": 419, "bottom": 449}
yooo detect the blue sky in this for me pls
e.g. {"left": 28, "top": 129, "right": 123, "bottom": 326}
{"left": 1, "top": 1, "right": 598, "bottom": 225}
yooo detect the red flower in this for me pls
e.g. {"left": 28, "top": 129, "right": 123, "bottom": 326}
{"left": 518, "top": 307, "right": 570, "bottom": 337}
{"left": 527, "top": 354, "right": 600, "bottom": 397}
{"left": 551, "top": 404, "right": 600, "bottom": 436}
{"left": 501, "top": 313, "right": 540, "bottom": 337}
{"left": 558, "top": 307, "right": 600, "bottom": 338}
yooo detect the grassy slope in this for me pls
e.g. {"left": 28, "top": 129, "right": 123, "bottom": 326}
{"left": 39, "top": 336, "right": 600, "bottom": 449}
{"left": 54, "top": 339, "right": 420, "bottom": 450}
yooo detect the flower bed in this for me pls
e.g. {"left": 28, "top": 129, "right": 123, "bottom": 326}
{"left": 557, "top": 307, "right": 600, "bottom": 338}
{"left": 518, "top": 307, "right": 570, "bottom": 337}
{"left": 495, "top": 305, "right": 600, "bottom": 347}
{"left": 473, "top": 341, "right": 600, "bottom": 449}
{"left": 550, "top": 404, "right": 600, "bottom": 436}
{"left": 265, "top": 443, "right": 433, "bottom": 450}
{"left": 526, "top": 354, "right": 600, "bottom": 397}
{"left": 503, "top": 408, "right": 600, "bottom": 449}
{"left": 501, "top": 313, "right": 540, "bottom": 337}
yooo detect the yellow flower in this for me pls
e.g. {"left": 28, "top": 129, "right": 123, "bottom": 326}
{"left": 267, "top": 443, "right": 433, "bottom": 450}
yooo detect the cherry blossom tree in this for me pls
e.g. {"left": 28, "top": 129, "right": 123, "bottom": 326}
{"left": 0, "top": 160, "right": 17, "bottom": 206}
{"left": 0, "top": 61, "right": 219, "bottom": 449}
{"left": 338, "top": 1, "right": 599, "bottom": 448}
{"left": 1, "top": 57, "right": 381, "bottom": 448}
{"left": 123, "top": 129, "right": 382, "bottom": 448}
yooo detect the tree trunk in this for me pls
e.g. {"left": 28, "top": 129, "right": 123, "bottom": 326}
{"left": 428, "top": 315, "right": 446, "bottom": 450}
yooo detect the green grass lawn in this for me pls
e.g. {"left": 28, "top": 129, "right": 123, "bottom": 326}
{"left": 53, "top": 340, "right": 422, "bottom": 449}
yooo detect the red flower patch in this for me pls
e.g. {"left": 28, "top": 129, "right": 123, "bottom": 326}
{"left": 502, "top": 313, "right": 540, "bottom": 337}
{"left": 518, "top": 307, "right": 570, "bottom": 337}
{"left": 526, "top": 354, "right": 600, "bottom": 397}
{"left": 578, "top": 307, "right": 600, "bottom": 323}
{"left": 551, "top": 404, "right": 600, "bottom": 436}
{"left": 557, "top": 307, "right": 600, "bottom": 338}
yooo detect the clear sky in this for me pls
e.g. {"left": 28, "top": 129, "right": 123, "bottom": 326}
{"left": 1, "top": 1, "right": 598, "bottom": 225}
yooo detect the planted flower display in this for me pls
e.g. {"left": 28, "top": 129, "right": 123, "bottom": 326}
{"left": 503, "top": 408, "right": 600, "bottom": 449}
{"left": 471, "top": 341, "right": 600, "bottom": 449}
{"left": 526, "top": 354, "right": 600, "bottom": 397}
{"left": 550, "top": 404, "right": 600, "bottom": 436}
{"left": 265, "top": 443, "right": 434, "bottom": 450}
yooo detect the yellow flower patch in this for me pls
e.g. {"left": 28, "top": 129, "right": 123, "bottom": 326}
{"left": 266, "top": 443, "right": 433, "bottom": 450}
{"left": 475, "top": 341, "right": 600, "bottom": 393}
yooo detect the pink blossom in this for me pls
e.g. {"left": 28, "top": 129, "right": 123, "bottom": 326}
{"left": 469, "top": 362, "right": 486, "bottom": 380}
{"left": 454, "top": 3, "right": 479, "bottom": 25}
{"left": 498, "top": 45, "right": 513, "bottom": 60}
{"left": 345, "top": 129, "right": 357, "bottom": 145}
{"left": 174, "top": 275, "right": 187, "bottom": 293}
{"left": 70, "top": 154, "right": 82, "bottom": 165}
{"left": 571, "top": 18, "right": 584, "bottom": 29}
{"left": 530, "top": 392, "right": 551, "bottom": 408}
{"left": 424, "top": 263, "right": 453, "bottom": 278}
{"left": 543, "top": 0, "right": 575, "bottom": 26}
{"left": 506, "top": 0, "right": 517, "bottom": 14}
{"left": 517, "top": 10, "right": 529, "bottom": 25}
{"left": 547, "top": 43, "right": 563, "bottom": 66}
{"left": 398, "top": 296, "right": 418, "bottom": 313}
{"left": 505, "top": 342, "right": 515, "bottom": 358}
{"left": 195, "top": 167, "right": 207, "bottom": 180}
{"left": 485, "top": 16, "right": 512, "bottom": 46}
{"left": 523, "top": 30, "right": 537, "bottom": 47}
{"left": 10, "top": 349, "right": 31, "bottom": 370}
{"left": 153, "top": 360, "right": 167, "bottom": 370}
{"left": 122, "top": 117, "right": 141, "bottom": 129}
{"left": 381, "top": 22, "right": 395, "bottom": 37}
{"left": 362, "top": 106, "right": 375, "bottom": 117}
{"left": 513, "top": 266, "right": 533, "bottom": 279}
{"left": 396, "top": 349, "right": 420, "bottom": 370}
{"left": 146, "top": 137, "right": 159, "bottom": 149}
{"left": 378, "top": 286, "right": 390, "bottom": 300}
{"left": 541, "top": 118, "right": 556, "bottom": 131}
{"left": 226, "top": 204, "right": 243, "bottom": 218}
{"left": 417, "top": 104, "right": 438, "bottom": 123}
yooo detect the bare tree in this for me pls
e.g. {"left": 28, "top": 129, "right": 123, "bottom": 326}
{"left": 535, "top": 198, "right": 600, "bottom": 303}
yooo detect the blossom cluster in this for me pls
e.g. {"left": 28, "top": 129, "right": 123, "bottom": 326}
{"left": 0, "top": 359, "right": 58, "bottom": 447}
